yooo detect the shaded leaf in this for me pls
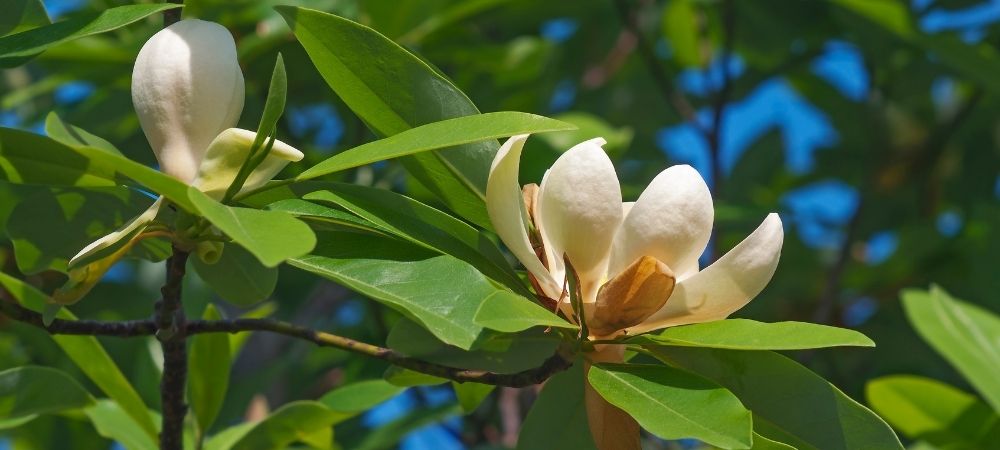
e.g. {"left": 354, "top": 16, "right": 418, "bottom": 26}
{"left": 189, "top": 304, "right": 233, "bottom": 435}
{"left": 0, "top": 366, "right": 94, "bottom": 422}
{"left": 229, "top": 401, "right": 341, "bottom": 450}
{"left": 627, "top": 319, "right": 874, "bottom": 350}
{"left": 588, "top": 363, "right": 752, "bottom": 449}
{"left": 518, "top": 360, "right": 598, "bottom": 450}
{"left": 192, "top": 244, "right": 278, "bottom": 306}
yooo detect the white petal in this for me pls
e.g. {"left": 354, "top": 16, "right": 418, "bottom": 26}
{"left": 68, "top": 197, "right": 163, "bottom": 269}
{"left": 628, "top": 213, "right": 783, "bottom": 334}
{"left": 132, "top": 19, "right": 245, "bottom": 182}
{"left": 608, "top": 165, "right": 713, "bottom": 280}
{"left": 536, "top": 138, "right": 622, "bottom": 302}
{"left": 486, "top": 134, "right": 561, "bottom": 298}
{"left": 192, "top": 128, "right": 304, "bottom": 199}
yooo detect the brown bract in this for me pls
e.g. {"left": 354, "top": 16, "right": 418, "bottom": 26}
{"left": 589, "top": 255, "right": 675, "bottom": 337}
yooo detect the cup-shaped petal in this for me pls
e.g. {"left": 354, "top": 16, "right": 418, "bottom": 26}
{"left": 486, "top": 134, "right": 561, "bottom": 299}
{"left": 536, "top": 138, "right": 623, "bottom": 302}
{"left": 628, "top": 213, "right": 784, "bottom": 334}
{"left": 590, "top": 256, "right": 675, "bottom": 337}
{"left": 132, "top": 19, "right": 245, "bottom": 182}
{"left": 192, "top": 128, "right": 304, "bottom": 200}
{"left": 608, "top": 165, "right": 713, "bottom": 281}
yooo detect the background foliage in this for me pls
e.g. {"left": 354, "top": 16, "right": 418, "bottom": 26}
{"left": 1, "top": 0, "right": 999, "bottom": 449}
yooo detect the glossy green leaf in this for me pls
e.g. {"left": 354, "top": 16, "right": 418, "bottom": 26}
{"left": 662, "top": 0, "right": 702, "bottom": 67}
{"left": 627, "top": 319, "right": 874, "bottom": 350}
{"left": 84, "top": 400, "right": 158, "bottom": 450}
{"left": 902, "top": 286, "right": 1000, "bottom": 412}
{"left": 290, "top": 232, "right": 493, "bottom": 349}
{"left": 0, "top": 366, "right": 94, "bottom": 422}
{"left": 588, "top": 363, "right": 752, "bottom": 449}
{"left": 6, "top": 187, "right": 166, "bottom": 274}
{"left": 303, "top": 184, "right": 525, "bottom": 294}
{"left": 229, "top": 401, "right": 342, "bottom": 450}
{"left": 189, "top": 188, "right": 316, "bottom": 267}
{"left": 265, "top": 198, "right": 383, "bottom": 233}
{"left": 752, "top": 433, "right": 796, "bottom": 450}
{"left": 383, "top": 366, "right": 448, "bottom": 387}
{"left": 222, "top": 54, "right": 287, "bottom": 203}
{"left": 1, "top": 0, "right": 49, "bottom": 37}
{"left": 189, "top": 305, "right": 232, "bottom": 435}
{"left": 0, "top": 127, "right": 118, "bottom": 187}
{"left": 297, "top": 112, "right": 574, "bottom": 180}
{"left": 0, "top": 4, "right": 182, "bottom": 67}
{"left": 473, "top": 290, "right": 575, "bottom": 333}
{"left": 192, "top": 244, "right": 278, "bottom": 306}
{"left": 319, "top": 379, "right": 405, "bottom": 415}
{"left": 518, "top": 361, "right": 598, "bottom": 450}
{"left": 866, "top": 375, "right": 1000, "bottom": 448}
{"left": 44, "top": 112, "right": 120, "bottom": 154}
{"left": 276, "top": 6, "right": 497, "bottom": 229}
{"left": 387, "top": 318, "right": 560, "bottom": 373}
{"left": 453, "top": 381, "right": 494, "bottom": 413}
{"left": 651, "top": 347, "right": 903, "bottom": 450}
{"left": 0, "top": 272, "right": 158, "bottom": 440}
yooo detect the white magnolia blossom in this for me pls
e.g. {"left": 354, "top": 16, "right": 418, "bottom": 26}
{"left": 486, "top": 134, "right": 783, "bottom": 337}
{"left": 65, "top": 19, "right": 303, "bottom": 290}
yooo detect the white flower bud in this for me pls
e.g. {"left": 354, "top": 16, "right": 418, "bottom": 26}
{"left": 132, "top": 19, "right": 245, "bottom": 183}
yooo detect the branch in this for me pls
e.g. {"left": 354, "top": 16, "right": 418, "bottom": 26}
{"left": 0, "top": 298, "right": 575, "bottom": 388}
{"left": 155, "top": 247, "right": 189, "bottom": 450}
{"left": 186, "top": 318, "right": 575, "bottom": 387}
{"left": 612, "top": 0, "right": 704, "bottom": 132}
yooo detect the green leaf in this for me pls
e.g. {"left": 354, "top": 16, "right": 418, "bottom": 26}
{"left": 651, "top": 347, "right": 903, "bottom": 450}
{"left": 626, "top": 319, "right": 875, "bottom": 350}
{"left": 289, "top": 232, "right": 492, "bottom": 349}
{"left": 0, "top": 127, "right": 118, "bottom": 187}
{"left": 0, "top": 4, "right": 182, "bottom": 67}
{"left": 6, "top": 187, "right": 166, "bottom": 274}
{"left": 473, "top": 290, "right": 575, "bottom": 333}
{"left": 84, "top": 400, "right": 158, "bottom": 450}
{"left": 1, "top": 0, "right": 50, "bottom": 37}
{"left": 189, "top": 305, "right": 233, "bottom": 436}
{"left": 0, "top": 366, "right": 94, "bottom": 422}
{"left": 588, "top": 363, "right": 752, "bottom": 449}
{"left": 453, "top": 381, "right": 494, "bottom": 413}
{"left": 383, "top": 366, "right": 448, "bottom": 387}
{"left": 536, "top": 112, "right": 633, "bottom": 158}
{"left": 902, "top": 286, "right": 1000, "bottom": 412}
{"left": 866, "top": 375, "right": 1000, "bottom": 448}
{"left": 192, "top": 244, "right": 278, "bottom": 306}
{"left": 229, "top": 401, "right": 342, "bottom": 450}
{"left": 518, "top": 361, "right": 598, "bottom": 450}
{"left": 387, "top": 318, "right": 561, "bottom": 374}
{"left": 297, "top": 112, "right": 574, "bottom": 181}
{"left": 276, "top": 6, "right": 497, "bottom": 229}
{"left": 752, "top": 433, "right": 796, "bottom": 450}
{"left": 319, "top": 379, "right": 405, "bottom": 415}
{"left": 0, "top": 272, "right": 159, "bottom": 440}
{"left": 189, "top": 188, "right": 316, "bottom": 267}
{"left": 222, "top": 53, "right": 287, "bottom": 203}
{"left": 303, "top": 184, "right": 525, "bottom": 294}
{"left": 662, "top": 0, "right": 703, "bottom": 67}
{"left": 266, "top": 198, "right": 382, "bottom": 233}
{"left": 71, "top": 145, "right": 196, "bottom": 211}
{"left": 44, "top": 112, "right": 121, "bottom": 154}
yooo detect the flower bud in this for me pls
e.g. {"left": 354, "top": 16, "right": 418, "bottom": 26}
{"left": 132, "top": 19, "right": 245, "bottom": 182}
{"left": 192, "top": 128, "right": 304, "bottom": 199}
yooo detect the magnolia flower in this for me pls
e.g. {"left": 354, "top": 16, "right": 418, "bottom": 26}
{"left": 57, "top": 19, "right": 303, "bottom": 306}
{"left": 487, "top": 134, "right": 783, "bottom": 337}
{"left": 487, "top": 134, "right": 783, "bottom": 450}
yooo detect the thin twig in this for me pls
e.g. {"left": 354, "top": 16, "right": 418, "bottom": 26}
{"left": 164, "top": 0, "right": 182, "bottom": 27}
{"left": 156, "top": 247, "right": 190, "bottom": 450}
{"left": 612, "top": 0, "right": 705, "bottom": 131}
{"left": 185, "top": 318, "right": 575, "bottom": 387}
{"left": 0, "top": 297, "right": 575, "bottom": 388}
